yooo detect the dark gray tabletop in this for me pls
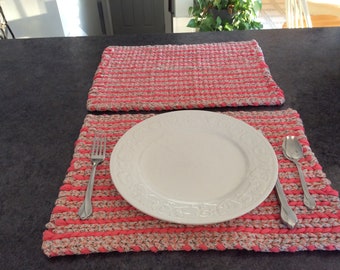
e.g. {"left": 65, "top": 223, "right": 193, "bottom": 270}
{"left": 0, "top": 28, "right": 339, "bottom": 269}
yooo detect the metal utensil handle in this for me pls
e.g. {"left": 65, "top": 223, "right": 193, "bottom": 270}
{"left": 294, "top": 161, "right": 316, "bottom": 210}
{"left": 275, "top": 180, "right": 298, "bottom": 229}
{"left": 78, "top": 161, "right": 98, "bottom": 219}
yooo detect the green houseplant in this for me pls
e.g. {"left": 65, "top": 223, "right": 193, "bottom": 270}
{"left": 187, "top": 0, "right": 263, "bottom": 31}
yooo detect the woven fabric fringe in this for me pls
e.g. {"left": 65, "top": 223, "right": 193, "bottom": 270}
{"left": 87, "top": 40, "right": 285, "bottom": 112}
{"left": 42, "top": 109, "right": 340, "bottom": 257}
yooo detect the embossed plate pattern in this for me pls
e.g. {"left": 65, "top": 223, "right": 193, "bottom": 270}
{"left": 110, "top": 110, "right": 278, "bottom": 224}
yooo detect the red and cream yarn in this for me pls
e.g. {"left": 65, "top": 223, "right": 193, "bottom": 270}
{"left": 87, "top": 40, "right": 285, "bottom": 112}
{"left": 42, "top": 109, "right": 340, "bottom": 257}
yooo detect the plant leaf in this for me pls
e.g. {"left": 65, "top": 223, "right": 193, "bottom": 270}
{"left": 187, "top": 19, "right": 198, "bottom": 28}
{"left": 216, "top": 16, "right": 222, "bottom": 27}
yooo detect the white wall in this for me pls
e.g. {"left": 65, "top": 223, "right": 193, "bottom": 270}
{"left": 0, "top": 0, "right": 64, "bottom": 38}
{"left": 173, "top": 0, "right": 194, "bottom": 33}
{"left": 174, "top": 0, "right": 192, "bottom": 17}
{"left": 57, "top": 0, "right": 102, "bottom": 36}
{"left": 76, "top": 0, "right": 102, "bottom": 36}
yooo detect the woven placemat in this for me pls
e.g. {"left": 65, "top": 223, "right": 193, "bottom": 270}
{"left": 42, "top": 109, "right": 339, "bottom": 257}
{"left": 86, "top": 40, "right": 285, "bottom": 112}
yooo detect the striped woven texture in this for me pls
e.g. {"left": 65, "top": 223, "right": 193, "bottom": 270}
{"left": 86, "top": 40, "right": 285, "bottom": 112}
{"left": 42, "top": 109, "right": 340, "bottom": 257}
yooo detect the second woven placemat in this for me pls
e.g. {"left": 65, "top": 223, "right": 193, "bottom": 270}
{"left": 42, "top": 109, "right": 339, "bottom": 257}
{"left": 87, "top": 40, "right": 285, "bottom": 111}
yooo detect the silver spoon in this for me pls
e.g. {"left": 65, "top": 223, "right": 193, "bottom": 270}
{"left": 282, "top": 136, "right": 316, "bottom": 210}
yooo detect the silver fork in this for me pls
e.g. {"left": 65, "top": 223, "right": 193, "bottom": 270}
{"left": 78, "top": 136, "right": 106, "bottom": 219}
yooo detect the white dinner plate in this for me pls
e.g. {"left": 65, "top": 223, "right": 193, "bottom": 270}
{"left": 110, "top": 110, "right": 278, "bottom": 225}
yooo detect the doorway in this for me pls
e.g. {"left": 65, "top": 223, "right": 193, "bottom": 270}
{"left": 104, "top": 0, "right": 171, "bottom": 34}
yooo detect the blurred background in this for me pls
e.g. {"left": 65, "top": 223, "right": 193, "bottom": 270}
{"left": 0, "top": 0, "right": 339, "bottom": 39}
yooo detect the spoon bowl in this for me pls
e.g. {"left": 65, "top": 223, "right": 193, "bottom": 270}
{"left": 282, "top": 136, "right": 316, "bottom": 210}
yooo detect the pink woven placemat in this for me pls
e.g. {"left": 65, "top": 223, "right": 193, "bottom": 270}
{"left": 42, "top": 109, "right": 339, "bottom": 257}
{"left": 86, "top": 40, "right": 285, "bottom": 112}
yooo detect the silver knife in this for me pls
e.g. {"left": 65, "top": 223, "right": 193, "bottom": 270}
{"left": 275, "top": 178, "right": 298, "bottom": 229}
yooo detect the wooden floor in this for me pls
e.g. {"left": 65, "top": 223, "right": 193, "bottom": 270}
{"left": 259, "top": 0, "right": 286, "bottom": 29}
{"left": 260, "top": 0, "right": 340, "bottom": 28}
{"left": 310, "top": 15, "right": 340, "bottom": 27}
